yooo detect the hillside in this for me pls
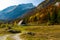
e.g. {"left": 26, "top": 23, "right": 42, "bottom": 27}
{"left": 22, "top": 0, "right": 60, "bottom": 25}
{"left": 0, "top": 3, "right": 35, "bottom": 22}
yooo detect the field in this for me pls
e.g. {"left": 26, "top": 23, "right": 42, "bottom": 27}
{"left": 0, "top": 24, "right": 60, "bottom": 40}
{"left": 20, "top": 25, "right": 60, "bottom": 40}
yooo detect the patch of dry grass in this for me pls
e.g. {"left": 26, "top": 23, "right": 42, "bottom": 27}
{"left": 20, "top": 25, "right": 60, "bottom": 40}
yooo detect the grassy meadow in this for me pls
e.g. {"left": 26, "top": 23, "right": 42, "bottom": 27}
{"left": 0, "top": 24, "right": 60, "bottom": 40}
{"left": 20, "top": 25, "right": 60, "bottom": 40}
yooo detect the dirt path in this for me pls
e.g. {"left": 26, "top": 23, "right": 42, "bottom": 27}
{"left": 0, "top": 33, "right": 22, "bottom": 40}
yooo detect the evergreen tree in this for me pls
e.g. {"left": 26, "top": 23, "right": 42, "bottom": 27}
{"left": 50, "top": 8, "right": 58, "bottom": 24}
{"left": 34, "top": 16, "right": 38, "bottom": 22}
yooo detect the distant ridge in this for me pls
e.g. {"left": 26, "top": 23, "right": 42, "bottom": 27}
{"left": 0, "top": 3, "right": 35, "bottom": 22}
{"left": 37, "top": 0, "right": 56, "bottom": 9}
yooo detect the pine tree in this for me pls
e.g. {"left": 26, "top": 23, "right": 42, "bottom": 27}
{"left": 50, "top": 8, "right": 58, "bottom": 24}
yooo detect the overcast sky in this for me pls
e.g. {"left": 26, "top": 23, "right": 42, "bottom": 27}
{"left": 0, "top": 0, "right": 44, "bottom": 10}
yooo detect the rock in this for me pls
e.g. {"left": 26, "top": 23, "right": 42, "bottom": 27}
{"left": 8, "top": 30, "right": 21, "bottom": 33}
{"left": 27, "top": 32, "right": 35, "bottom": 36}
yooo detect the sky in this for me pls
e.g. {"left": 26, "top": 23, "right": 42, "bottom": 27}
{"left": 0, "top": 0, "right": 44, "bottom": 10}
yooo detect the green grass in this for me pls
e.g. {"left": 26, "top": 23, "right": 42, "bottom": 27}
{"left": 0, "top": 24, "right": 23, "bottom": 35}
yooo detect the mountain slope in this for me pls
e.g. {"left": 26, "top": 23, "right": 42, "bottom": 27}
{"left": 0, "top": 3, "right": 35, "bottom": 21}
{"left": 22, "top": 0, "right": 60, "bottom": 25}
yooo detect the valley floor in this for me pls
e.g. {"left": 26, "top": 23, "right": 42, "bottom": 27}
{"left": 20, "top": 25, "right": 60, "bottom": 40}
{"left": 0, "top": 25, "right": 60, "bottom": 40}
